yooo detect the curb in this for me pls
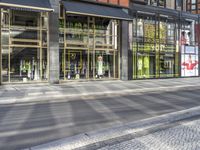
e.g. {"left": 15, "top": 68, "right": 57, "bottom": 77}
{"left": 27, "top": 105, "right": 200, "bottom": 150}
{"left": 0, "top": 84, "right": 200, "bottom": 105}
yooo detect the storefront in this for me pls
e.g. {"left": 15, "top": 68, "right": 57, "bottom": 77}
{"left": 0, "top": 0, "right": 53, "bottom": 83}
{"left": 1, "top": 0, "right": 199, "bottom": 85}
{"left": 130, "top": 3, "right": 199, "bottom": 79}
{"left": 59, "top": 0, "right": 130, "bottom": 81}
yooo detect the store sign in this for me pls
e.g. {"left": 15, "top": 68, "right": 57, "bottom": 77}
{"left": 181, "top": 46, "right": 199, "bottom": 77}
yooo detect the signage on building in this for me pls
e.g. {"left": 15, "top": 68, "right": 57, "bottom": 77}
{"left": 181, "top": 46, "right": 199, "bottom": 77}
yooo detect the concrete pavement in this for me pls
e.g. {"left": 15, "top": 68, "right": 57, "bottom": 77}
{"left": 1, "top": 77, "right": 200, "bottom": 104}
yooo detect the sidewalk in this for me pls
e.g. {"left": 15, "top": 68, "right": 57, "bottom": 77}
{"left": 1, "top": 78, "right": 200, "bottom": 104}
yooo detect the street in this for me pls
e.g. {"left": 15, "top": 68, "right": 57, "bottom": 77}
{"left": 1, "top": 82, "right": 200, "bottom": 150}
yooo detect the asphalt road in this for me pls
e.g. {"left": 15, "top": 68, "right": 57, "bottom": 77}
{"left": 1, "top": 88, "right": 200, "bottom": 150}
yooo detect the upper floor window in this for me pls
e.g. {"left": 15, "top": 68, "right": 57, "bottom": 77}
{"left": 148, "top": 0, "right": 166, "bottom": 7}
{"left": 192, "top": 0, "right": 196, "bottom": 4}
{"left": 192, "top": 5, "right": 196, "bottom": 9}
{"left": 159, "top": 0, "right": 165, "bottom": 7}
{"left": 186, "top": 0, "right": 198, "bottom": 13}
{"left": 149, "top": 0, "right": 158, "bottom": 6}
{"left": 176, "top": 0, "right": 182, "bottom": 10}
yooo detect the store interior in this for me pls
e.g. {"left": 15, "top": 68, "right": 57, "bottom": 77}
{"left": 59, "top": 13, "right": 119, "bottom": 80}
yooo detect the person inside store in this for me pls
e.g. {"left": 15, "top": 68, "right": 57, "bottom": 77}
{"left": 180, "top": 31, "right": 186, "bottom": 45}
{"left": 186, "top": 32, "right": 191, "bottom": 46}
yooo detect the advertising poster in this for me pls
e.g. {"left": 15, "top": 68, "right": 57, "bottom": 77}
{"left": 181, "top": 46, "right": 199, "bottom": 77}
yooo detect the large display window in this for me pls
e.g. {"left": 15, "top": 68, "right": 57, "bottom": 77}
{"left": 1, "top": 9, "right": 49, "bottom": 83}
{"left": 132, "top": 13, "right": 179, "bottom": 79}
{"left": 59, "top": 12, "right": 119, "bottom": 80}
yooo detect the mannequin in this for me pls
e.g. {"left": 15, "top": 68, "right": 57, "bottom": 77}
{"left": 97, "top": 55, "right": 103, "bottom": 78}
{"left": 143, "top": 56, "right": 149, "bottom": 78}
{"left": 138, "top": 57, "right": 143, "bottom": 78}
{"left": 137, "top": 19, "right": 143, "bottom": 37}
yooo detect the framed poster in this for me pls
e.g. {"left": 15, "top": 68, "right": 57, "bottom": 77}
{"left": 181, "top": 46, "right": 199, "bottom": 77}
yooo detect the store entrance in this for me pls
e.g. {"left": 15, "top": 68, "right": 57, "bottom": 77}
{"left": 159, "top": 53, "right": 175, "bottom": 77}
{"left": 137, "top": 53, "right": 156, "bottom": 78}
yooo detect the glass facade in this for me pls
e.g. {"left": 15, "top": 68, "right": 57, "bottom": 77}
{"left": 0, "top": 1, "right": 200, "bottom": 85}
{"left": 1, "top": 9, "right": 49, "bottom": 83}
{"left": 131, "top": 8, "right": 199, "bottom": 80}
{"left": 59, "top": 13, "right": 119, "bottom": 80}
{"left": 132, "top": 13, "right": 179, "bottom": 79}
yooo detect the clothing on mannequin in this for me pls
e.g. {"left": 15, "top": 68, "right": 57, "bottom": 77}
{"left": 137, "top": 19, "right": 143, "bottom": 37}
{"left": 138, "top": 57, "right": 143, "bottom": 77}
{"left": 97, "top": 55, "right": 103, "bottom": 77}
{"left": 143, "top": 56, "right": 149, "bottom": 77}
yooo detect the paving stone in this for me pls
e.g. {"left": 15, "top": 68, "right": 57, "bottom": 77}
{"left": 99, "top": 118, "right": 200, "bottom": 150}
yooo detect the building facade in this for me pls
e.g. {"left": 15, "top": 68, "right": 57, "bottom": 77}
{"left": 187, "top": 0, "right": 200, "bottom": 13}
{"left": 0, "top": 0, "right": 199, "bottom": 84}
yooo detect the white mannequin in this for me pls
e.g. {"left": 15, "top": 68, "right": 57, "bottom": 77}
{"left": 137, "top": 19, "right": 143, "bottom": 37}
{"left": 97, "top": 55, "right": 103, "bottom": 77}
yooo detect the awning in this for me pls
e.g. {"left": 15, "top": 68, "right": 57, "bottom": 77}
{"left": 181, "top": 12, "right": 198, "bottom": 21}
{"left": 0, "top": 0, "right": 53, "bottom": 12}
{"left": 131, "top": 3, "right": 179, "bottom": 18}
{"left": 62, "top": 0, "right": 132, "bottom": 20}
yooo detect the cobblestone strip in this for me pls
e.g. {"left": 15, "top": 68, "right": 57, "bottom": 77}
{"left": 99, "top": 117, "right": 200, "bottom": 150}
